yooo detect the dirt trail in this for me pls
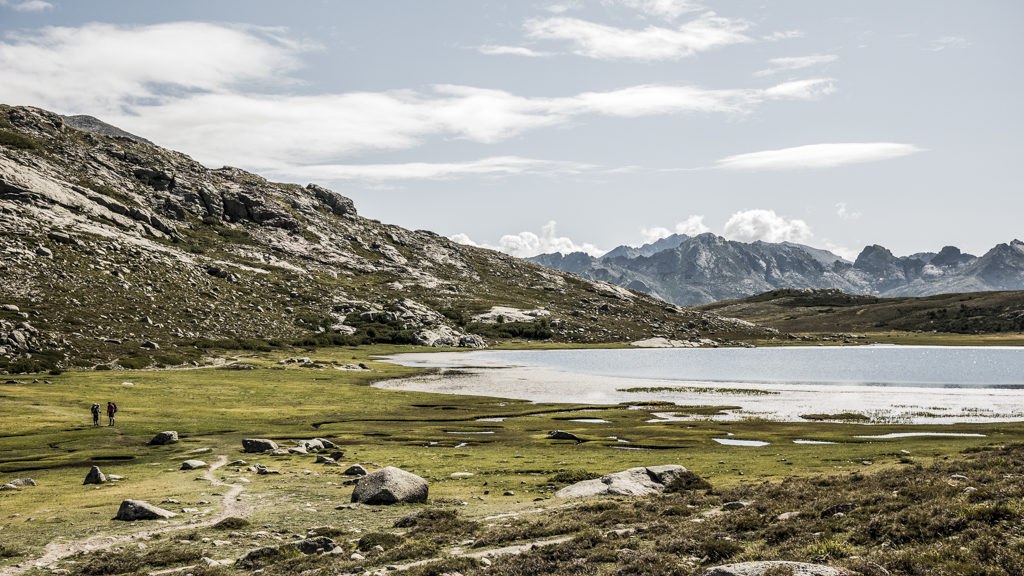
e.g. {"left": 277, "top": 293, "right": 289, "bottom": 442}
{"left": 0, "top": 455, "right": 252, "bottom": 576}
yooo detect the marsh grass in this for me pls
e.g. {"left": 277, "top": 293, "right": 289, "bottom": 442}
{"left": 1, "top": 348, "right": 1023, "bottom": 575}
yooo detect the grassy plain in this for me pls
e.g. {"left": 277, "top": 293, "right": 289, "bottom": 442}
{"left": 1, "top": 344, "right": 1022, "bottom": 575}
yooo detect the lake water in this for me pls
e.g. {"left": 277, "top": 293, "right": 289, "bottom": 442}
{"left": 379, "top": 346, "right": 1024, "bottom": 424}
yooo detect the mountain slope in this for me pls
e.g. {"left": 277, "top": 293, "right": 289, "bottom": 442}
{"left": 529, "top": 233, "right": 1023, "bottom": 306}
{"left": 699, "top": 288, "right": 1024, "bottom": 335}
{"left": 0, "top": 105, "right": 771, "bottom": 372}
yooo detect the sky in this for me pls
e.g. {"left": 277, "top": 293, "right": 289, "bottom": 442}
{"left": 1, "top": 1, "right": 1021, "bottom": 260}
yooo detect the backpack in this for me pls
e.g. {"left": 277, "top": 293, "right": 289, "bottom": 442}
{"left": 112, "top": 402, "right": 118, "bottom": 413}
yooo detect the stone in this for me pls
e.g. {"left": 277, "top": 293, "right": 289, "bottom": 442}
{"left": 242, "top": 438, "right": 278, "bottom": 453}
{"left": 298, "top": 439, "right": 325, "bottom": 452}
{"left": 0, "top": 483, "right": 19, "bottom": 491}
{"left": 722, "top": 501, "right": 747, "bottom": 511}
{"left": 83, "top": 465, "right": 107, "bottom": 485}
{"left": 35, "top": 246, "right": 53, "bottom": 258}
{"left": 149, "top": 431, "right": 179, "bottom": 445}
{"left": 315, "top": 455, "right": 337, "bottom": 465}
{"left": 1, "top": 305, "right": 19, "bottom": 312}
{"left": 292, "top": 536, "right": 336, "bottom": 555}
{"left": 316, "top": 438, "right": 339, "bottom": 450}
{"left": 255, "top": 464, "right": 280, "bottom": 475}
{"left": 547, "top": 430, "right": 583, "bottom": 443}
{"left": 343, "top": 464, "right": 367, "bottom": 476}
{"left": 820, "top": 503, "right": 856, "bottom": 518}
{"left": 288, "top": 446, "right": 309, "bottom": 455}
{"left": 556, "top": 465, "right": 693, "bottom": 499}
{"left": 115, "top": 499, "right": 176, "bottom": 521}
{"left": 702, "top": 561, "right": 853, "bottom": 576}
{"left": 351, "top": 466, "right": 428, "bottom": 505}
{"left": 180, "top": 459, "right": 207, "bottom": 470}
{"left": 9, "top": 478, "right": 35, "bottom": 487}
{"left": 141, "top": 340, "right": 160, "bottom": 350}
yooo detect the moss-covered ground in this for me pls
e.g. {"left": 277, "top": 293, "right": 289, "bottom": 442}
{"left": 1, "top": 345, "right": 1022, "bottom": 575}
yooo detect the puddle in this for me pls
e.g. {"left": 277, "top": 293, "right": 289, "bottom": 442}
{"left": 454, "top": 442, "right": 468, "bottom": 448}
{"left": 446, "top": 431, "right": 496, "bottom": 435}
{"left": 713, "top": 438, "right": 770, "bottom": 447}
{"left": 612, "top": 446, "right": 651, "bottom": 451}
{"left": 793, "top": 439, "right": 837, "bottom": 445}
{"left": 854, "top": 432, "right": 987, "bottom": 439}
{"left": 475, "top": 417, "right": 506, "bottom": 422}
{"left": 568, "top": 418, "right": 611, "bottom": 424}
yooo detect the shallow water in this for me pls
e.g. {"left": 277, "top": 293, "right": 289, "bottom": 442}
{"left": 380, "top": 347, "right": 1024, "bottom": 423}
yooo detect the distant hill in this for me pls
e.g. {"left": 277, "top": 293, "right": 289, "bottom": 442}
{"left": 529, "top": 233, "right": 1024, "bottom": 306}
{"left": 698, "top": 289, "right": 1024, "bottom": 334}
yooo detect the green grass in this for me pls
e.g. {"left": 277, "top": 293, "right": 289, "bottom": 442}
{"left": 1, "top": 345, "right": 1022, "bottom": 574}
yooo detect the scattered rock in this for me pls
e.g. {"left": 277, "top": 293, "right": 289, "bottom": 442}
{"left": 8, "top": 478, "right": 36, "bottom": 487}
{"left": 180, "top": 460, "right": 208, "bottom": 470}
{"left": 228, "top": 460, "right": 247, "bottom": 467}
{"left": 722, "top": 501, "right": 747, "bottom": 511}
{"left": 315, "top": 455, "right": 337, "bottom": 465}
{"left": 950, "top": 474, "right": 968, "bottom": 481}
{"left": 141, "top": 340, "right": 160, "bottom": 350}
{"left": 547, "top": 430, "right": 584, "bottom": 443}
{"left": 344, "top": 464, "right": 367, "bottom": 476}
{"left": 83, "top": 466, "right": 107, "bottom": 485}
{"left": 149, "top": 431, "right": 179, "bottom": 445}
{"left": 115, "top": 499, "right": 176, "bottom": 521}
{"left": 288, "top": 446, "right": 309, "bottom": 455}
{"left": 292, "top": 536, "right": 336, "bottom": 555}
{"left": 351, "top": 466, "right": 429, "bottom": 505}
{"left": 298, "top": 439, "right": 325, "bottom": 452}
{"left": 242, "top": 438, "right": 278, "bottom": 453}
{"left": 702, "top": 561, "right": 854, "bottom": 576}
{"left": 35, "top": 246, "right": 53, "bottom": 258}
{"left": 0, "top": 483, "right": 19, "bottom": 491}
{"left": 820, "top": 503, "right": 856, "bottom": 518}
{"left": 254, "top": 464, "right": 280, "bottom": 475}
{"left": 556, "top": 465, "right": 694, "bottom": 499}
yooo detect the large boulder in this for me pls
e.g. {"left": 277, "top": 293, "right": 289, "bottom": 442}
{"left": 351, "top": 466, "right": 428, "bottom": 504}
{"left": 83, "top": 465, "right": 107, "bottom": 485}
{"left": 9, "top": 478, "right": 36, "bottom": 487}
{"left": 556, "top": 465, "right": 693, "bottom": 499}
{"left": 242, "top": 438, "right": 278, "bottom": 453}
{"left": 115, "top": 499, "right": 176, "bottom": 521}
{"left": 547, "top": 430, "right": 583, "bottom": 443}
{"left": 702, "top": 561, "right": 854, "bottom": 576}
{"left": 149, "top": 431, "right": 179, "bottom": 445}
{"left": 180, "top": 459, "right": 208, "bottom": 470}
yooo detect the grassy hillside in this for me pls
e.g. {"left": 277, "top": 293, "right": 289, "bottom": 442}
{"left": 700, "top": 289, "right": 1024, "bottom": 341}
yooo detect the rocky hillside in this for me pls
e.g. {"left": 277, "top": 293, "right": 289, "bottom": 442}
{"left": 0, "top": 105, "right": 771, "bottom": 372}
{"left": 530, "top": 233, "right": 1024, "bottom": 305}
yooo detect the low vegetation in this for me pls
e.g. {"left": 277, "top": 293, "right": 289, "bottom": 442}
{"left": 0, "top": 347, "right": 1022, "bottom": 576}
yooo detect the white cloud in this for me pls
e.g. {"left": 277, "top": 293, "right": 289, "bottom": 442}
{"left": 525, "top": 12, "right": 751, "bottom": 61}
{"left": 477, "top": 44, "right": 548, "bottom": 57}
{"left": 639, "top": 215, "right": 708, "bottom": 244}
{"left": 928, "top": 35, "right": 970, "bottom": 52}
{"left": 723, "top": 209, "right": 813, "bottom": 244}
{"left": 640, "top": 226, "right": 673, "bottom": 244}
{"left": 451, "top": 221, "right": 604, "bottom": 258}
{"left": 754, "top": 54, "right": 838, "bottom": 77}
{"left": 0, "top": 22, "right": 836, "bottom": 174}
{"left": 1, "top": 0, "right": 54, "bottom": 11}
{"left": 616, "top": 0, "right": 702, "bottom": 21}
{"left": 674, "top": 214, "right": 710, "bottom": 235}
{"left": 269, "top": 156, "right": 596, "bottom": 182}
{"left": 714, "top": 143, "right": 924, "bottom": 171}
{"left": 835, "top": 202, "right": 862, "bottom": 220}
{"left": 546, "top": 1, "right": 582, "bottom": 14}
{"left": 763, "top": 30, "right": 804, "bottom": 41}
{"left": 823, "top": 241, "right": 858, "bottom": 262}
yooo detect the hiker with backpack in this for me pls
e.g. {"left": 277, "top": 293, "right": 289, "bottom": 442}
{"left": 91, "top": 403, "right": 100, "bottom": 426}
{"left": 107, "top": 401, "right": 118, "bottom": 426}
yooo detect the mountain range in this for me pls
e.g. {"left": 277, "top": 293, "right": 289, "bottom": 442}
{"left": 530, "top": 233, "right": 1024, "bottom": 306}
{"left": 0, "top": 105, "right": 769, "bottom": 372}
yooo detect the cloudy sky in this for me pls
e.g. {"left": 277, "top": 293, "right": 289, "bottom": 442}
{"left": 1, "top": 1, "right": 1020, "bottom": 260}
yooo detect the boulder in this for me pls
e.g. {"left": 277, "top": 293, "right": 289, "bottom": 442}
{"left": 298, "top": 439, "right": 324, "bottom": 452}
{"left": 292, "top": 536, "right": 336, "bottom": 555}
{"left": 115, "top": 499, "right": 176, "bottom": 521}
{"left": 316, "top": 438, "right": 339, "bottom": 450}
{"left": 83, "top": 465, "right": 107, "bottom": 485}
{"left": 702, "top": 561, "right": 853, "bottom": 576}
{"left": 351, "top": 466, "right": 428, "bottom": 504}
{"left": 180, "top": 459, "right": 208, "bottom": 470}
{"left": 9, "top": 478, "right": 36, "bottom": 487}
{"left": 242, "top": 438, "right": 278, "bottom": 453}
{"left": 343, "top": 464, "right": 367, "bottom": 476}
{"left": 149, "top": 431, "right": 179, "bottom": 445}
{"left": 315, "top": 455, "right": 337, "bottom": 465}
{"left": 547, "top": 430, "right": 584, "bottom": 443}
{"left": 556, "top": 465, "right": 693, "bottom": 499}
{"left": 0, "top": 483, "right": 18, "bottom": 491}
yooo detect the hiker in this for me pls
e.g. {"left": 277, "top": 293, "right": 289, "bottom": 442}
{"left": 91, "top": 403, "right": 100, "bottom": 426}
{"left": 107, "top": 401, "right": 117, "bottom": 426}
